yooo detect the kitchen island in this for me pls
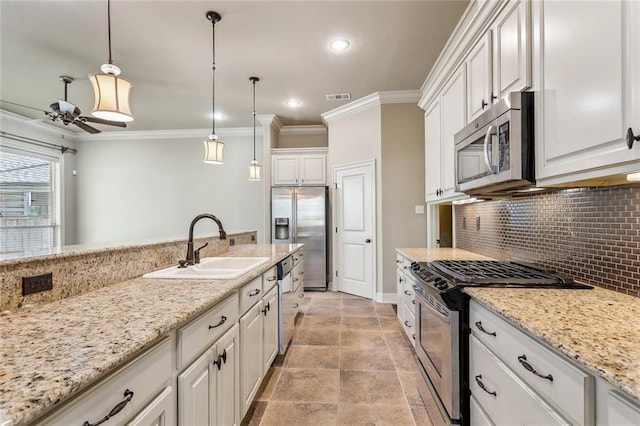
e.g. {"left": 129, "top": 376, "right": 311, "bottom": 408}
{"left": 0, "top": 243, "right": 301, "bottom": 426}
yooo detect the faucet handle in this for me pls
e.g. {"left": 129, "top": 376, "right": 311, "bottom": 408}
{"left": 194, "top": 242, "right": 209, "bottom": 264}
{"left": 178, "top": 259, "right": 188, "bottom": 268}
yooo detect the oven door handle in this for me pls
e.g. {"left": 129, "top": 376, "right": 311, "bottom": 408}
{"left": 483, "top": 124, "right": 498, "bottom": 174}
{"left": 413, "top": 285, "right": 451, "bottom": 324}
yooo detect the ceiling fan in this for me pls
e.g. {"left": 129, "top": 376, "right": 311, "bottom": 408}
{"left": 0, "top": 75, "right": 127, "bottom": 134}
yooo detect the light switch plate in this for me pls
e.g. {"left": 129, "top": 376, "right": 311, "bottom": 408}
{"left": 415, "top": 205, "right": 425, "bottom": 214}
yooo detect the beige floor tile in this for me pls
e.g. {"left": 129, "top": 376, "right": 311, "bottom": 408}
{"left": 285, "top": 345, "right": 340, "bottom": 369}
{"left": 339, "top": 346, "right": 395, "bottom": 371}
{"left": 410, "top": 404, "right": 436, "bottom": 426}
{"left": 255, "top": 367, "right": 282, "bottom": 401}
{"left": 340, "top": 316, "right": 381, "bottom": 331}
{"left": 272, "top": 368, "right": 340, "bottom": 403}
{"left": 397, "top": 371, "right": 423, "bottom": 406}
{"left": 337, "top": 403, "right": 415, "bottom": 426}
{"left": 309, "top": 291, "right": 343, "bottom": 299}
{"left": 375, "top": 304, "right": 398, "bottom": 317}
{"left": 339, "top": 370, "right": 406, "bottom": 405}
{"left": 389, "top": 347, "right": 418, "bottom": 372}
{"left": 260, "top": 401, "right": 338, "bottom": 426}
{"left": 384, "top": 329, "right": 413, "bottom": 347}
{"left": 307, "top": 304, "right": 343, "bottom": 316}
{"left": 378, "top": 316, "right": 403, "bottom": 331}
{"left": 295, "top": 328, "right": 340, "bottom": 346}
{"left": 340, "top": 329, "right": 387, "bottom": 348}
{"left": 300, "top": 315, "right": 341, "bottom": 329}
{"left": 341, "top": 306, "right": 378, "bottom": 317}
{"left": 342, "top": 298, "right": 374, "bottom": 307}
{"left": 240, "top": 400, "right": 268, "bottom": 426}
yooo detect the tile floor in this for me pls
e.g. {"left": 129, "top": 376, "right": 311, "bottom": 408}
{"left": 241, "top": 290, "right": 435, "bottom": 426}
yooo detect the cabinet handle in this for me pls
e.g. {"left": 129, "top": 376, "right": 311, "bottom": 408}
{"left": 82, "top": 389, "right": 134, "bottom": 426}
{"left": 474, "top": 321, "right": 496, "bottom": 337}
{"left": 399, "top": 276, "right": 404, "bottom": 283}
{"left": 249, "top": 288, "right": 261, "bottom": 297}
{"left": 213, "top": 349, "right": 227, "bottom": 370}
{"left": 404, "top": 320, "right": 412, "bottom": 328}
{"left": 474, "top": 375, "right": 497, "bottom": 397}
{"left": 293, "top": 303, "right": 299, "bottom": 308}
{"left": 293, "top": 278, "right": 299, "bottom": 282}
{"left": 262, "top": 302, "right": 270, "bottom": 316}
{"left": 412, "top": 333, "right": 416, "bottom": 340}
{"left": 481, "top": 99, "right": 488, "bottom": 109}
{"left": 517, "top": 355, "right": 554, "bottom": 382}
{"left": 209, "top": 315, "right": 227, "bottom": 329}
{"left": 403, "top": 290, "right": 411, "bottom": 296}
{"left": 396, "top": 259, "right": 402, "bottom": 264}
{"left": 267, "top": 276, "right": 277, "bottom": 282}
{"left": 412, "top": 299, "right": 415, "bottom": 305}
{"left": 626, "top": 127, "right": 640, "bottom": 149}
{"left": 298, "top": 293, "right": 305, "bottom": 298}
{"left": 491, "top": 93, "right": 498, "bottom": 102}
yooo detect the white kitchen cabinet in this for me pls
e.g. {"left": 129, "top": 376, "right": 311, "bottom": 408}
{"left": 606, "top": 389, "right": 640, "bottom": 425}
{"left": 127, "top": 386, "right": 175, "bottom": 426}
{"left": 272, "top": 154, "right": 326, "bottom": 185}
{"left": 395, "top": 253, "right": 416, "bottom": 346}
{"left": 262, "top": 285, "right": 280, "bottom": 374}
{"left": 533, "top": 0, "right": 640, "bottom": 185}
{"left": 240, "top": 300, "right": 264, "bottom": 417}
{"left": 466, "top": 32, "right": 493, "bottom": 121}
{"left": 178, "top": 324, "right": 240, "bottom": 426}
{"left": 40, "top": 338, "right": 173, "bottom": 426}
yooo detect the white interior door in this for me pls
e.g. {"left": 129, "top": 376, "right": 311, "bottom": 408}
{"left": 334, "top": 161, "right": 375, "bottom": 299}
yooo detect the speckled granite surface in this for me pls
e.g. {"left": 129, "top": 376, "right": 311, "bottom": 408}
{"left": 0, "top": 243, "right": 301, "bottom": 426}
{"left": 397, "top": 247, "right": 640, "bottom": 404}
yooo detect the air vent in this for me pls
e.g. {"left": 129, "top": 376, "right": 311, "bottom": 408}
{"left": 325, "top": 93, "right": 351, "bottom": 101}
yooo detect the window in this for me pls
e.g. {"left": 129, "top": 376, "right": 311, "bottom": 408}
{"left": 0, "top": 150, "right": 60, "bottom": 255}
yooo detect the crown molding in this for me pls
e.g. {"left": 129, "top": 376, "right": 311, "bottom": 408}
{"left": 279, "top": 125, "right": 327, "bottom": 136}
{"left": 0, "top": 109, "right": 79, "bottom": 140}
{"left": 257, "top": 114, "right": 283, "bottom": 132}
{"left": 321, "top": 90, "right": 421, "bottom": 124}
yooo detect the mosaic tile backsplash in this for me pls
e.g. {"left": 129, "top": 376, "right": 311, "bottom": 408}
{"left": 455, "top": 184, "right": 640, "bottom": 298}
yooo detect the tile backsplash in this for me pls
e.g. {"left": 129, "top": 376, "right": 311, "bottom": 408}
{"left": 455, "top": 184, "right": 640, "bottom": 298}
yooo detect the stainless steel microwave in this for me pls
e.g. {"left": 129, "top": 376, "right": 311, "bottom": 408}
{"left": 454, "top": 91, "right": 534, "bottom": 195}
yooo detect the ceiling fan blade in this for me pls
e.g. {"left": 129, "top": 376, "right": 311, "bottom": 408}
{"left": 0, "top": 99, "right": 48, "bottom": 113}
{"left": 81, "top": 116, "right": 127, "bottom": 128}
{"left": 74, "top": 121, "right": 101, "bottom": 134}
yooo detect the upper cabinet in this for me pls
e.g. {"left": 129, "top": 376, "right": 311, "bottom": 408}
{"left": 466, "top": 32, "right": 493, "bottom": 121}
{"left": 272, "top": 149, "right": 327, "bottom": 186}
{"left": 533, "top": 0, "right": 640, "bottom": 185}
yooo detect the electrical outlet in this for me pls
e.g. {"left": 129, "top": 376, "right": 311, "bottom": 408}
{"left": 415, "top": 205, "right": 425, "bottom": 215}
{"left": 475, "top": 216, "right": 481, "bottom": 231}
{"left": 22, "top": 272, "right": 53, "bottom": 296}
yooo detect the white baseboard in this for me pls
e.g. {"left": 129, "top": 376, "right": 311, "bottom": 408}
{"left": 374, "top": 292, "right": 397, "bottom": 304}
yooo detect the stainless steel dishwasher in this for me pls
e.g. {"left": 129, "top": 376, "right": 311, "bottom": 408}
{"left": 277, "top": 255, "right": 294, "bottom": 354}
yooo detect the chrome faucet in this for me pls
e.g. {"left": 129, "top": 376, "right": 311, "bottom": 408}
{"left": 184, "top": 214, "right": 227, "bottom": 265}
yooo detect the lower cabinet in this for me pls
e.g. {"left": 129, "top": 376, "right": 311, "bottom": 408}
{"left": 178, "top": 324, "right": 240, "bottom": 426}
{"left": 127, "top": 386, "right": 175, "bottom": 426}
{"left": 240, "top": 300, "right": 265, "bottom": 416}
{"left": 396, "top": 253, "right": 416, "bottom": 346}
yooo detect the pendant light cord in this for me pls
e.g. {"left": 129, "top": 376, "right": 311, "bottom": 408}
{"left": 211, "top": 17, "right": 216, "bottom": 135}
{"left": 252, "top": 78, "right": 256, "bottom": 161}
{"left": 107, "top": 0, "right": 113, "bottom": 65}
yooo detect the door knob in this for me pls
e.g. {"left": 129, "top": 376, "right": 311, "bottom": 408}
{"left": 365, "top": 239, "right": 372, "bottom": 243}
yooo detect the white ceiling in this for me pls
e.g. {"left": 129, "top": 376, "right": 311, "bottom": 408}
{"left": 0, "top": 0, "right": 469, "bottom": 133}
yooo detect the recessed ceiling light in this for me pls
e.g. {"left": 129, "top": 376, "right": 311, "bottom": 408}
{"left": 287, "top": 99, "right": 301, "bottom": 108}
{"left": 329, "top": 39, "right": 350, "bottom": 51}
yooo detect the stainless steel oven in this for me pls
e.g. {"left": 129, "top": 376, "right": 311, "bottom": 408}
{"left": 454, "top": 91, "right": 534, "bottom": 195}
{"left": 413, "top": 283, "right": 460, "bottom": 425}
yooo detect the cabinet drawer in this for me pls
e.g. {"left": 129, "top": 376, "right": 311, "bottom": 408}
{"left": 263, "top": 265, "right": 278, "bottom": 292}
{"left": 293, "top": 249, "right": 304, "bottom": 265}
{"left": 292, "top": 260, "right": 304, "bottom": 292}
{"left": 178, "top": 293, "right": 238, "bottom": 369}
{"left": 469, "top": 335, "right": 569, "bottom": 425}
{"left": 42, "top": 338, "right": 172, "bottom": 426}
{"left": 402, "top": 276, "right": 416, "bottom": 317}
{"left": 239, "top": 276, "right": 263, "bottom": 314}
{"left": 469, "top": 300, "right": 594, "bottom": 425}
{"left": 469, "top": 393, "right": 494, "bottom": 426}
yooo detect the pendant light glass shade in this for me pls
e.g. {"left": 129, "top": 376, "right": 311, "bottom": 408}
{"left": 203, "top": 11, "right": 223, "bottom": 164}
{"left": 203, "top": 134, "right": 224, "bottom": 164}
{"left": 90, "top": 0, "right": 133, "bottom": 123}
{"left": 248, "top": 76, "right": 262, "bottom": 180}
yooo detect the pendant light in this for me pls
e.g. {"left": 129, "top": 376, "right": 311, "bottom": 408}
{"left": 203, "top": 11, "right": 224, "bottom": 164}
{"left": 89, "top": 0, "right": 133, "bottom": 122}
{"left": 248, "top": 76, "right": 262, "bottom": 181}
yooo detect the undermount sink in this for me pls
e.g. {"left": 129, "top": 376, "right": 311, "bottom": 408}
{"left": 142, "top": 257, "right": 270, "bottom": 280}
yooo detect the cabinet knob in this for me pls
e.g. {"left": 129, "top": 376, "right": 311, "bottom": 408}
{"left": 481, "top": 99, "right": 488, "bottom": 109}
{"left": 626, "top": 127, "right": 640, "bottom": 149}
{"left": 491, "top": 93, "right": 498, "bottom": 102}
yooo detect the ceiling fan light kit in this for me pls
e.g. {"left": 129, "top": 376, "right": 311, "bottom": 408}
{"left": 89, "top": 0, "right": 133, "bottom": 123}
{"left": 248, "top": 76, "right": 262, "bottom": 181}
{"left": 203, "top": 11, "right": 224, "bottom": 165}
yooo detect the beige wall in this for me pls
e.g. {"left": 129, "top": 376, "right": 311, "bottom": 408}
{"left": 380, "top": 103, "right": 427, "bottom": 295}
{"left": 278, "top": 133, "right": 328, "bottom": 148}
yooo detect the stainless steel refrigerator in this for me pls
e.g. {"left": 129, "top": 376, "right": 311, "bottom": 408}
{"left": 271, "top": 186, "right": 328, "bottom": 290}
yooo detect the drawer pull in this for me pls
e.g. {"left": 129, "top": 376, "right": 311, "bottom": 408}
{"left": 267, "top": 276, "right": 277, "bottom": 281}
{"left": 298, "top": 293, "right": 305, "bottom": 298}
{"left": 397, "top": 259, "right": 402, "bottom": 263}
{"left": 82, "top": 389, "right": 134, "bottom": 426}
{"left": 474, "top": 321, "right": 497, "bottom": 337}
{"left": 293, "top": 278, "right": 300, "bottom": 282}
{"left": 403, "top": 290, "right": 411, "bottom": 296}
{"left": 412, "top": 299, "right": 415, "bottom": 305}
{"left": 249, "top": 288, "right": 261, "bottom": 297}
{"left": 399, "top": 277, "right": 404, "bottom": 283}
{"left": 209, "top": 315, "right": 227, "bottom": 329}
{"left": 474, "top": 375, "right": 497, "bottom": 397}
{"left": 293, "top": 303, "right": 299, "bottom": 309}
{"left": 517, "top": 355, "right": 554, "bottom": 382}
{"left": 412, "top": 334, "right": 415, "bottom": 340}
{"left": 404, "top": 320, "right": 412, "bottom": 328}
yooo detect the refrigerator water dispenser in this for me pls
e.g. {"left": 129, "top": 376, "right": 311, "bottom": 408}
{"left": 274, "top": 217, "right": 290, "bottom": 240}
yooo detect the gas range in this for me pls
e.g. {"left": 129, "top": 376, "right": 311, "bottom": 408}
{"left": 410, "top": 260, "right": 591, "bottom": 308}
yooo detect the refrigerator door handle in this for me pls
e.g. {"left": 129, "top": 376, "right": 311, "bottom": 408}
{"left": 292, "top": 189, "right": 297, "bottom": 243}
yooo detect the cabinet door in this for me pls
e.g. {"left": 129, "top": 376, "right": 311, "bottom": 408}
{"left": 607, "top": 390, "right": 640, "bottom": 425}
{"left": 240, "top": 302, "right": 264, "bottom": 417}
{"left": 273, "top": 155, "right": 299, "bottom": 185}
{"left": 467, "top": 32, "right": 493, "bottom": 121}
{"left": 127, "top": 386, "right": 175, "bottom": 426}
{"left": 492, "top": 0, "right": 530, "bottom": 100}
{"left": 262, "top": 285, "right": 280, "bottom": 373}
{"left": 215, "top": 324, "right": 240, "bottom": 426}
{"left": 299, "top": 155, "right": 326, "bottom": 185}
{"left": 424, "top": 99, "right": 442, "bottom": 202}
{"left": 535, "top": 0, "right": 640, "bottom": 183}
{"left": 178, "top": 346, "right": 215, "bottom": 426}
{"left": 440, "top": 65, "right": 467, "bottom": 197}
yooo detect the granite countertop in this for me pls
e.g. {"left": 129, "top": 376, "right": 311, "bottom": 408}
{"left": 0, "top": 243, "right": 301, "bottom": 426}
{"left": 397, "top": 247, "right": 640, "bottom": 404}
